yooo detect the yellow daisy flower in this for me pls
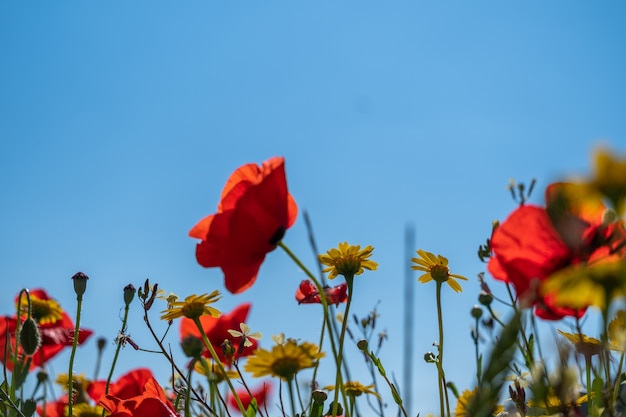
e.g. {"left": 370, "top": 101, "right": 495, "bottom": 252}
{"left": 609, "top": 310, "right": 626, "bottom": 351}
{"left": 324, "top": 381, "right": 381, "bottom": 399}
{"left": 160, "top": 291, "right": 221, "bottom": 321}
{"left": 193, "top": 359, "right": 239, "bottom": 382}
{"left": 411, "top": 250, "right": 468, "bottom": 293}
{"left": 540, "top": 260, "right": 626, "bottom": 310}
{"left": 19, "top": 295, "right": 63, "bottom": 326}
{"left": 557, "top": 330, "right": 604, "bottom": 357}
{"left": 318, "top": 242, "right": 378, "bottom": 280}
{"left": 64, "top": 403, "right": 103, "bottom": 417}
{"left": 590, "top": 147, "right": 626, "bottom": 215}
{"left": 454, "top": 388, "right": 502, "bottom": 417}
{"left": 244, "top": 339, "right": 324, "bottom": 381}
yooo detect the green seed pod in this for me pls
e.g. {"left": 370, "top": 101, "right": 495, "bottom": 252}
{"left": 19, "top": 318, "right": 41, "bottom": 356}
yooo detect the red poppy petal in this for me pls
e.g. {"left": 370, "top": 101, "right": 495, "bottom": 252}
{"left": 221, "top": 258, "right": 265, "bottom": 294}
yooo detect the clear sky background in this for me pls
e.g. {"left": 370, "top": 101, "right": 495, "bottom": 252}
{"left": 2, "top": 2, "right": 626, "bottom": 416}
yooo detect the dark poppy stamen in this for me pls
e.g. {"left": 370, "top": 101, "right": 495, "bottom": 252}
{"left": 269, "top": 225, "right": 286, "bottom": 246}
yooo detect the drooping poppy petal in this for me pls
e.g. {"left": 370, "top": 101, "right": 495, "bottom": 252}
{"left": 190, "top": 157, "right": 298, "bottom": 294}
{"left": 99, "top": 377, "right": 177, "bottom": 417}
{"left": 87, "top": 368, "right": 155, "bottom": 403}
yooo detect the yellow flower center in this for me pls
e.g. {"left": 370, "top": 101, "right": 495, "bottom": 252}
{"left": 430, "top": 264, "right": 449, "bottom": 282}
{"left": 271, "top": 357, "right": 301, "bottom": 380}
{"left": 335, "top": 257, "right": 362, "bottom": 278}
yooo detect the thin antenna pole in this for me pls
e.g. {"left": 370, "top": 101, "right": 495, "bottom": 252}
{"left": 403, "top": 224, "right": 415, "bottom": 417}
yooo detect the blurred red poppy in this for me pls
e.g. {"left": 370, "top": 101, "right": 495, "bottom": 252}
{"left": 36, "top": 396, "right": 67, "bottom": 417}
{"left": 99, "top": 376, "right": 178, "bottom": 417}
{"left": 189, "top": 157, "right": 298, "bottom": 294}
{"left": 296, "top": 280, "right": 348, "bottom": 306}
{"left": 0, "top": 289, "right": 93, "bottom": 371}
{"left": 488, "top": 183, "right": 623, "bottom": 319}
{"left": 87, "top": 368, "right": 154, "bottom": 403}
{"left": 180, "top": 303, "right": 257, "bottom": 363}
{"left": 227, "top": 382, "right": 272, "bottom": 412}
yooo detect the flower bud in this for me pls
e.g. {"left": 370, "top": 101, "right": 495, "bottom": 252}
{"left": 37, "top": 370, "right": 48, "bottom": 384}
{"left": 19, "top": 317, "right": 41, "bottom": 356}
{"left": 71, "top": 272, "right": 89, "bottom": 297}
{"left": 97, "top": 337, "right": 107, "bottom": 352}
{"left": 478, "top": 291, "right": 493, "bottom": 306}
{"left": 424, "top": 351, "right": 437, "bottom": 363}
{"left": 311, "top": 390, "right": 328, "bottom": 403}
{"left": 471, "top": 305, "right": 483, "bottom": 319}
{"left": 181, "top": 336, "right": 204, "bottom": 359}
{"left": 357, "top": 339, "right": 369, "bottom": 351}
{"left": 123, "top": 284, "right": 136, "bottom": 307}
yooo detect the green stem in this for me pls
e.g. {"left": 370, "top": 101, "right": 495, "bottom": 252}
{"left": 278, "top": 243, "right": 342, "bottom": 375}
{"left": 585, "top": 354, "right": 594, "bottom": 417}
{"left": 67, "top": 294, "right": 83, "bottom": 417}
{"left": 104, "top": 302, "right": 131, "bottom": 395}
{"left": 435, "top": 281, "right": 449, "bottom": 417}
{"left": 193, "top": 317, "right": 246, "bottom": 414}
{"left": 287, "top": 378, "right": 297, "bottom": 417}
{"left": 332, "top": 275, "right": 354, "bottom": 417}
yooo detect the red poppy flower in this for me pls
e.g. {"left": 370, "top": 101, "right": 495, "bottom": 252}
{"left": 87, "top": 368, "right": 154, "bottom": 403}
{"left": 227, "top": 382, "right": 272, "bottom": 412}
{"left": 189, "top": 157, "right": 298, "bottom": 294}
{"left": 0, "top": 289, "right": 93, "bottom": 371}
{"left": 180, "top": 303, "right": 257, "bottom": 363}
{"left": 99, "top": 376, "right": 178, "bottom": 417}
{"left": 296, "top": 280, "right": 348, "bottom": 306}
{"left": 488, "top": 183, "right": 621, "bottom": 319}
{"left": 36, "top": 396, "right": 68, "bottom": 417}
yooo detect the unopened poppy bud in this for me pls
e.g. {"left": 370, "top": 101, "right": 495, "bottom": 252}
{"left": 478, "top": 291, "right": 493, "bottom": 306}
{"left": 71, "top": 272, "right": 89, "bottom": 296}
{"left": 37, "top": 370, "right": 48, "bottom": 384}
{"left": 123, "top": 284, "right": 136, "bottom": 307}
{"left": 97, "top": 337, "right": 107, "bottom": 352}
{"left": 326, "top": 402, "right": 343, "bottom": 417}
{"left": 311, "top": 389, "right": 327, "bottom": 402}
{"left": 19, "top": 317, "right": 41, "bottom": 356}
{"left": 181, "top": 336, "right": 204, "bottom": 359}
{"left": 471, "top": 305, "right": 483, "bottom": 319}
{"left": 424, "top": 351, "right": 437, "bottom": 363}
{"left": 357, "top": 339, "right": 369, "bottom": 351}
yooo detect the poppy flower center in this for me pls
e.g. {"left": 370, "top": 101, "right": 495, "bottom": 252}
{"left": 27, "top": 298, "right": 63, "bottom": 326}
{"left": 269, "top": 225, "right": 286, "bottom": 246}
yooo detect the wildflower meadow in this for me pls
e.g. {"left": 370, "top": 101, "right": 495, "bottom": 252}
{"left": 2, "top": 150, "right": 626, "bottom": 417}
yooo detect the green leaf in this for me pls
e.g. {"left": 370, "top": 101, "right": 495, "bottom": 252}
{"left": 243, "top": 398, "right": 258, "bottom": 417}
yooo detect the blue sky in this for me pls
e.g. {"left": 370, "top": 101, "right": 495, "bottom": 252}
{"left": 1, "top": 2, "right": 626, "bottom": 416}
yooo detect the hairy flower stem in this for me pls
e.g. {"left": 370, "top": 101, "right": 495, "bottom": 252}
{"left": 67, "top": 293, "right": 84, "bottom": 417}
{"left": 193, "top": 317, "right": 246, "bottom": 414}
{"left": 100, "top": 298, "right": 131, "bottom": 417}
{"left": 435, "top": 281, "right": 450, "bottom": 417}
